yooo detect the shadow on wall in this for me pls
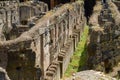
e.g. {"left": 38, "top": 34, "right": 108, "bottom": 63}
{"left": 78, "top": 42, "right": 88, "bottom": 71}
{"left": 19, "top": 0, "right": 25, "bottom": 2}
{"left": 84, "top": 0, "right": 96, "bottom": 23}
{"left": 6, "top": 49, "right": 42, "bottom": 80}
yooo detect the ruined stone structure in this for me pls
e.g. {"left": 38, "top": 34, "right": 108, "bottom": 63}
{"left": 0, "top": 0, "right": 48, "bottom": 41}
{"left": 0, "top": 0, "right": 119, "bottom": 80}
{"left": 0, "top": 0, "right": 85, "bottom": 80}
{"left": 87, "top": 1, "right": 120, "bottom": 75}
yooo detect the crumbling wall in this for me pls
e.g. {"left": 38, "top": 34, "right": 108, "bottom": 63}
{"left": 0, "top": 1, "right": 86, "bottom": 80}
{"left": 87, "top": 1, "right": 120, "bottom": 74}
{"left": 19, "top": 2, "right": 48, "bottom": 25}
{"left": 0, "top": 1, "right": 48, "bottom": 41}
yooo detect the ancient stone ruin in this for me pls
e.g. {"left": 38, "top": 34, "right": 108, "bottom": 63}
{"left": 87, "top": 0, "right": 120, "bottom": 77}
{"left": 0, "top": 0, "right": 86, "bottom": 80}
{"left": 0, "top": 0, "right": 119, "bottom": 80}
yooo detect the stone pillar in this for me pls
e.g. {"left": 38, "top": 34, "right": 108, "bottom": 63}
{"left": 7, "top": 10, "right": 12, "bottom": 30}
{"left": 53, "top": 27, "right": 55, "bottom": 47}
{"left": 34, "top": 37, "right": 41, "bottom": 68}
{"left": 56, "top": 24, "right": 59, "bottom": 41}
{"left": 43, "top": 29, "right": 50, "bottom": 77}
{"left": 64, "top": 20, "right": 68, "bottom": 44}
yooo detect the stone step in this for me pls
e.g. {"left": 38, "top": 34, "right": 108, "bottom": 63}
{"left": 49, "top": 64, "right": 58, "bottom": 70}
{"left": 46, "top": 71, "right": 54, "bottom": 76}
{"left": 48, "top": 67, "right": 56, "bottom": 73}
{"left": 52, "top": 61, "right": 59, "bottom": 65}
{"left": 61, "top": 50, "right": 66, "bottom": 53}
{"left": 59, "top": 53, "right": 66, "bottom": 57}
{"left": 58, "top": 54, "right": 65, "bottom": 58}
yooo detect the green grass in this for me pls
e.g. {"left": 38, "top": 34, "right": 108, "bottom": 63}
{"left": 64, "top": 25, "right": 89, "bottom": 77}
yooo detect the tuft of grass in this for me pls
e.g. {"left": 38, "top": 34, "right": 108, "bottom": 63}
{"left": 64, "top": 25, "right": 89, "bottom": 77}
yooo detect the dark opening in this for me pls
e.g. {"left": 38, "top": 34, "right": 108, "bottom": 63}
{"left": 104, "top": 59, "right": 113, "bottom": 73}
{"left": 59, "top": 0, "right": 71, "bottom": 4}
{"left": 117, "top": 70, "right": 120, "bottom": 78}
{"left": 84, "top": 0, "right": 96, "bottom": 23}
{"left": 39, "top": 0, "right": 51, "bottom": 9}
{"left": 19, "top": 0, "right": 24, "bottom": 2}
{"left": 21, "top": 20, "right": 28, "bottom": 25}
{"left": 0, "top": 59, "right": 1, "bottom": 63}
{"left": 16, "top": 66, "right": 22, "bottom": 71}
{"left": 0, "top": 72, "right": 5, "bottom": 80}
{"left": 103, "top": 0, "right": 106, "bottom": 4}
{"left": 60, "top": 63, "right": 63, "bottom": 78}
{"left": 36, "top": 65, "right": 42, "bottom": 80}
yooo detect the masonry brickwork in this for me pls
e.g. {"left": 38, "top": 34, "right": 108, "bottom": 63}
{"left": 0, "top": 1, "right": 86, "bottom": 80}
{"left": 87, "top": 1, "right": 120, "bottom": 74}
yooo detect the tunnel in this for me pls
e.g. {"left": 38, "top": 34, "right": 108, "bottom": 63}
{"left": 84, "top": 0, "right": 96, "bottom": 23}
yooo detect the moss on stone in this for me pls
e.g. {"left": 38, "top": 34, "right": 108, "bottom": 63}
{"left": 64, "top": 25, "right": 89, "bottom": 77}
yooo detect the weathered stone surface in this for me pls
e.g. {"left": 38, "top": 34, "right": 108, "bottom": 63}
{"left": 65, "top": 70, "right": 116, "bottom": 80}
{"left": 0, "top": 1, "right": 48, "bottom": 41}
{"left": 87, "top": 1, "right": 120, "bottom": 77}
{"left": 0, "top": 1, "right": 86, "bottom": 80}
